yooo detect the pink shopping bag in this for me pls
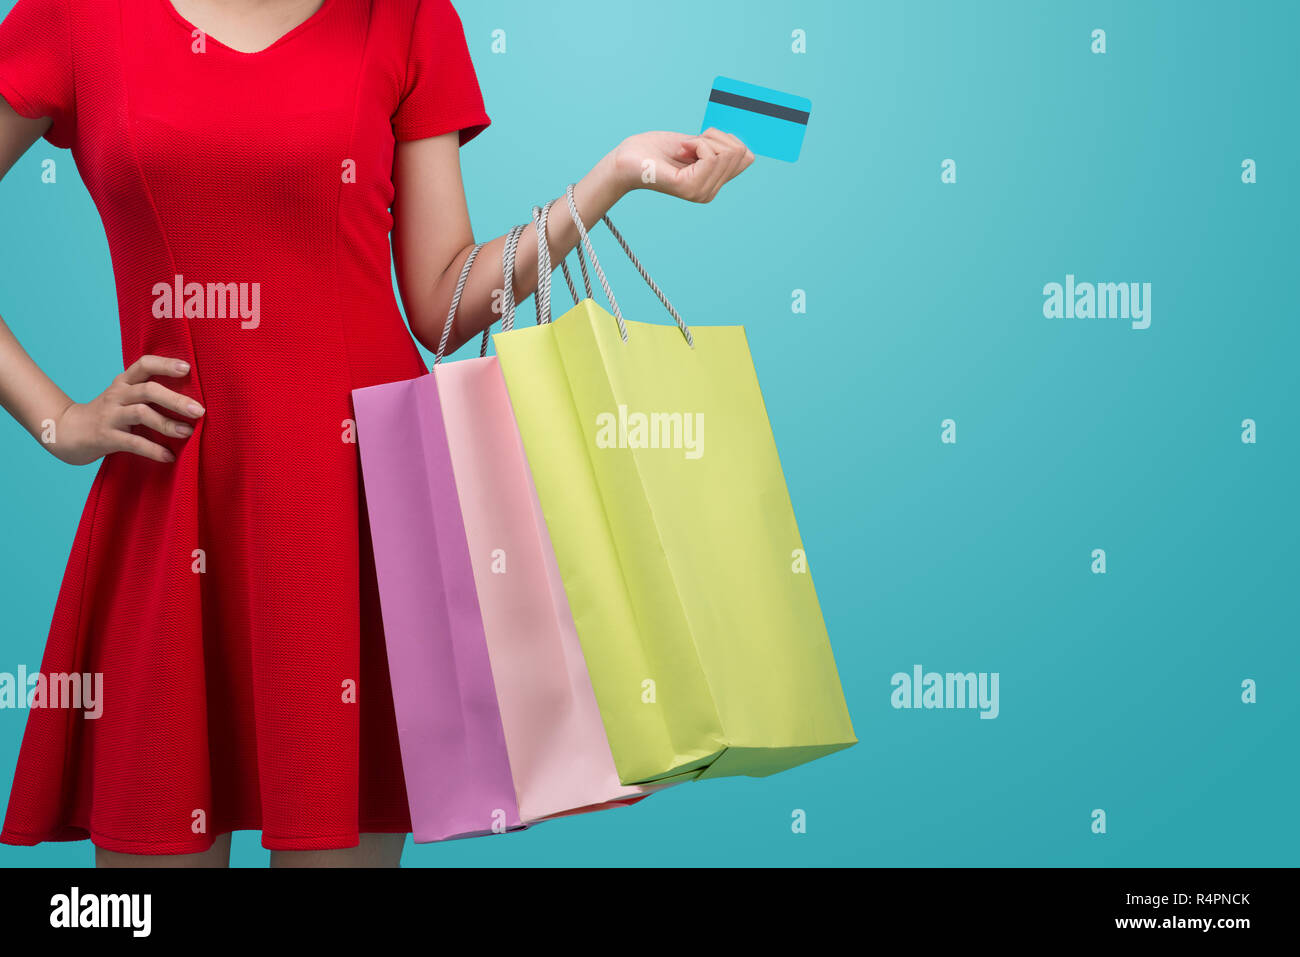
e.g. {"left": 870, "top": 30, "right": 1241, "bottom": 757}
{"left": 352, "top": 371, "right": 523, "bottom": 844}
{"left": 435, "top": 211, "right": 659, "bottom": 823}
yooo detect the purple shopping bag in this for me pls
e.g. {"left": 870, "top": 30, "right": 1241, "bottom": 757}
{"left": 352, "top": 373, "right": 522, "bottom": 843}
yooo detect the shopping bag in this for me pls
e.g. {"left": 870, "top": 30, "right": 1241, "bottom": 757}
{"left": 494, "top": 186, "right": 857, "bottom": 786}
{"left": 352, "top": 345, "right": 522, "bottom": 843}
{"left": 432, "top": 211, "right": 657, "bottom": 822}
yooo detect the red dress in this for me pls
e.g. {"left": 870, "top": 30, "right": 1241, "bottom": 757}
{"left": 0, "top": 0, "right": 490, "bottom": 853}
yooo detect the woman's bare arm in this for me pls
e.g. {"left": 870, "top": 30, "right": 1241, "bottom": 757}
{"left": 0, "top": 105, "right": 67, "bottom": 439}
{"left": 392, "top": 128, "right": 753, "bottom": 356}
{"left": 0, "top": 99, "right": 201, "bottom": 464}
{"left": 2, "top": 97, "right": 751, "bottom": 462}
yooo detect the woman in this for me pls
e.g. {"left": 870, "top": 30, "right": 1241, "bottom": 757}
{"left": 0, "top": 0, "right": 752, "bottom": 867}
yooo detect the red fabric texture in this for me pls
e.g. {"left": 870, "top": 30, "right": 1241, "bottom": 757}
{"left": 0, "top": 0, "right": 491, "bottom": 854}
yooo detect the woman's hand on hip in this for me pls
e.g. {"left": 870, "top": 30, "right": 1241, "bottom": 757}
{"left": 610, "top": 129, "right": 755, "bottom": 203}
{"left": 49, "top": 356, "right": 205, "bottom": 466}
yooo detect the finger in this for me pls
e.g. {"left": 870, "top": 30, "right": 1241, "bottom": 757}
{"left": 711, "top": 130, "right": 750, "bottom": 170}
{"left": 721, "top": 131, "right": 749, "bottom": 155}
{"left": 656, "top": 146, "right": 695, "bottom": 171}
{"left": 698, "top": 130, "right": 746, "bottom": 184}
{"left": 119, "top": 355, "right": 191, "bottom": 385}
{"left": 730, "top": 141, "right": 756, "bottom": 172}
{"left": 106, "top": 429, "right": 175, "bottom": 464}
{"left": 700, "top": 128, "right": 744, "bottom": 160}
{"left": 700, "top": 145, "right": 739, "bottom": 199}
{"left": 690, "top": 130, "right": 737, "bottom": 157}
{"left": 687, "top": 136, "right": 720, "bottom": 176}
{"left": 673, "top": 135, "right": 702, "bottom": 158}
{"left": 124, "top": 380, "right": 205, "bottom": 419}
{"left": 683, "top": 140, "right": 724, "bottom": 199}
{"left": 718, "top": 137, "right": 745, "bottom": 172}
{"left": 662, "top": 135, "right": 729, "bottom": 200}
{"left": 705, "top": 162, "right": 733, "bottom": 201}
{"left": 709, "top": 129, "right": 751, "bottom": 165}
{"left": 673, "top": 137, "right": 712, "bottom": 168}
{"left": 722, "top": 145, "right": 750, "bottom": 184}
{"left": 114, "top": 402, "right": 195, "bottom": 439}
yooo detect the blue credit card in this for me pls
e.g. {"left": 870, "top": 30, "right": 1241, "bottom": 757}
{"left": 701, "top": 76, "right": 812, "bottom": 163}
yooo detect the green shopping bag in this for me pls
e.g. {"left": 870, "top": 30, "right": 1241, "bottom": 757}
{"left": 494, "top": 187, "right": 856, "bottom": 785}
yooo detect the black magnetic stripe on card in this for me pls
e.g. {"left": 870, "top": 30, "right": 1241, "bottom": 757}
{"left": 708, "top": 89, "right": 810, "bottom": 125}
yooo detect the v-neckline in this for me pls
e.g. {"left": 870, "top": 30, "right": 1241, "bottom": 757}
{"left": 158, "top": 0, "right": 336, "bottom": 57}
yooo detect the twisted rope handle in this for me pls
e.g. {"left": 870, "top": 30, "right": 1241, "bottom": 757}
{"left": 435, "top": 242, "right": 483, "bottom": 364}
{"left": 533, "top": 193, "right": 588, "bottom": 318}
{"left": 561, "top": 184, "right": 694, "bottom": 346}
{"left": 530, "top": 200, "right": 556, "bottom": 325}
{"left": 440, "top": 187, "right": 692, "bottom": 356}
{"left": 558, "top": 255, "right": 580, "bottom": 306}
{"left": 600, "top": 214, "right": 694, "bottom": 348}
{"left": 574, "top": 242, "right": 592, "bottom": 300}
{"left": 563, "top": 184, "right": 628, "bottom": 341}
{"left": 498, "top": 223, "right": 527, "bottom": 333}
{"left": 554, "top": 239, "right": 588, "bottom": 309}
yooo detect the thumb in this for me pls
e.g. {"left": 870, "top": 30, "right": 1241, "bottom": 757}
{"left": 676, "top": 135, "right": 708, "bottom": 160}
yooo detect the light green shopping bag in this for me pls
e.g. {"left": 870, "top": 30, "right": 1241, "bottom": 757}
{"left": 494, "top": 187, "right": 856, "bottom": 785}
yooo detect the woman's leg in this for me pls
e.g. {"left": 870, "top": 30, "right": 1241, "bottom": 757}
{"left": 269, "top": 833, "right": 405, "bottom": 868}
{"left": 96, "top": 832, "right": 232, "bottom": 868}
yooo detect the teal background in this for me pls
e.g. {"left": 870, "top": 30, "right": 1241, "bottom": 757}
{"left": 0, "top": 0, "right": 1295, "bottom": 866}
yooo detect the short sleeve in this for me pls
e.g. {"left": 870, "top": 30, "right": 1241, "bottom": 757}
{"left": 393, "top": 0, "right": 490, "bottom": 146}
{"left": 0, "top": 0, "right": 76, "bottom": 149}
